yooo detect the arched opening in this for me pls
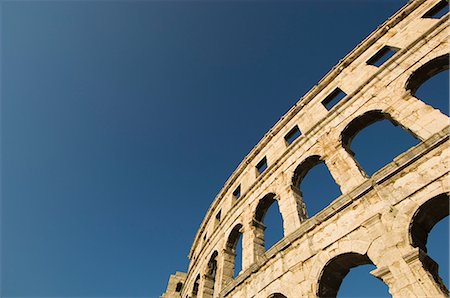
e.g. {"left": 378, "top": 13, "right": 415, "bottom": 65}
{"left": 293, "top": 155, "right": 341, "bottom": 217}
{"left": 175, "top": 282, "right": 183, "bottom": 292}
{"left": 202, "top": 251, "right": 218, "bottom": 298}
{"left": 317, "top": 253, "right": 389, "bottom": 298}
{"left": 192, "top": 274, "right": 200, "bottom": 298}
{"left": 223, "top": 224, "right": 243, "bottom": 282}
{"left": 267, "top": 293, "right": 287, "bottom": 298}
{"left": 341, "top": 110, "right": 419, "bottom": 176}
{"left": 410, "top": 193, "right": 449, "bottom": 289}
{"left": 406, "top": 54, "right": 449, "bottom": 116}
{"left": 254, "top": 193, "right": 284, "bottom": 251}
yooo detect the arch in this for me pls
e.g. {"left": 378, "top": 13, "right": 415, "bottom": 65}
{"left": 226, "top": 224, "right": 243, "bottom": 251}
{"left": 255, "top": 193, "right": 278, "bottom": 223}
{"left": 292, "top": 155, "right": 341, "bottom": 217}
{"left": 223, "top": 224, "right": 243, "bottom": 282}
{"left": 406, "top": 54, "right": 449, "bottom": 95}
{"left": 253, "top": 193, "right": 285, "bottom": 251}
{"left": 292, "top": 155, "right": 322, "bottom": 187}
{"left": 406, "top": 54, "right": 449, "bottom": 117}
{"left": 409, "top": 193, "right": 449, "bottom": 252}
{"left": 341, "top": 110, "right": 418, "bottom": 153}
{"left": 267, "top": 293, "right": 287, "bottom": 298}
{"left": 408, "top": 193, "right": 450, "bottom": 292}
{"left": 202, "top": 251, "right": 219, "bottom": 298}
{"left": 340, "top": 110, "right": 419, "bottom": 175}
{"left": 317, "top": 252, "right": 377, "bottom": 298}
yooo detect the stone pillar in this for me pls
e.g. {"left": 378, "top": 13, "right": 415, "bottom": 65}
{"left": 277, "top": 185, "right": 307, "bottom": 235}
{"left": 242, "top": 219, "right": 266, "bottom": 269}
{"left": 252, "top": 219, "right": 266, "bottom": 262}
{"left": 401, "top": 248, "right": 448, "bottom": 296}
{"left": 201, "top": 273, "right": 215, "bottom": 298}
{"left": 220, "top": 248, "right": 235, "bottom": 288}
{"left": 366, "top": 213, "right": 447, "bottom": 297}
{"left": 371, "top": 248, "right": 448, "bottom": 297}
{"left": 241, "top": 222, "right": 252, "bottom": 271}
{"left": 325, "top": 145, "right": 367, "bottom": 192}
{"left": 364, "top": 210, "right": 448, "bottom": 297}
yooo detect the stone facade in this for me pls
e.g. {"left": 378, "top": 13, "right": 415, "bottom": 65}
{"left": 162, "top": 0, "right": 449, "bottom": 297}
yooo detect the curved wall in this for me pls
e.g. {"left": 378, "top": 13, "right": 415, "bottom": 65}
{"left": 162, "top": 0, "right": 449, "bottom": 297}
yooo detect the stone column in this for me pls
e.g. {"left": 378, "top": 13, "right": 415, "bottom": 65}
{"left": 277, "top": 185, "right": 307, "bottom": 235}
{"left": 220, "top": 248, "right": 235, "bottom": 288}
{"left": 365, "top": 214, "right": 448, "bottom": 297}
{"left": 200, "top": 273, "right": 215, "bottom": 298}
{"left": 252, "top": 219, "right": 266, "bottom": 262}
{"left": 371, "top": 248, "right": 448, "bottom": 297}
{"left": 401, "top": 248, "right": 447, "bottom": 297}
{"left": 242, "top": 219, "right": 266, "bottom": 269}
{"left": 325, "top": 145, "right": 367, "bottom": 192}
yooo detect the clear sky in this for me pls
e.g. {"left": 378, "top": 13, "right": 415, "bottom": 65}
{"left": 1, "top": 1, "right": 448, "bottom": 297}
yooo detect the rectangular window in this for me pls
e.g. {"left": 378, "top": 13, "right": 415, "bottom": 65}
{"left": 366, "top": 46, "right": 398, "bottom": 67}
{"left": 232, "top": 185, "right": 241, "bottom": 200}
{"left": 256, "top": 157, "right": 268, "bottom": 175}
{"left": 422, "top": 0, "right": 448, "bottom": 19}
{"left": 322, "top": 88, "right": 347, "bottom": 110}
{"left": 284, "top": 125, "right": 301, "bottom": 145}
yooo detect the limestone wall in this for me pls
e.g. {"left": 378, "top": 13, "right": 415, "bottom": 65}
{"left": 162, "top": 0, "right": 449, "bottom": 297}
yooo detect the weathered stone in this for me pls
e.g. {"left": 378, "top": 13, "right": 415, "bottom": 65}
{"left": 162, "top": 1, "right": 449, "bottom": 297}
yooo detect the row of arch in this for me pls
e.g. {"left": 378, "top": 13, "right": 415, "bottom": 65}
{"left": 185, "top": 54, "right": 449, "bottom": 297}
{"left": 187, "top": 193, "right": 448, "bottom": 297}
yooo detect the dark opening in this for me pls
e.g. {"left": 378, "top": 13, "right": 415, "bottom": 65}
{"left": 341, "top": 111, "right": 420, "bottom": 176}
{"left": 293, "top": 156, "right": 342, "bottom": 217}
{"left": 233, "top": 185, "right": 241, "bottom": 200}
{"left": 203, "top": 233, "right": 207, "bottom": 241}
{"left": 322, "top": 88, "right": 347, "bottom": 111}
{"left": 285, "top": 125, "right": 302, "bottom": 145}
{"left": 255, "top": 194, "right": 284, "bottom": 251}
{"left": 256, "top": 157, "right": 268, "bottom": 175}
{"left": 175, "top": 282, "right": 183, "bottom": 292}
{"left": 268, "top": 293, "right": 287, "bottom": 298}
{"left": 215, "top": 210, "right": 221, "bottom": 222}
{"left": 422, "top": 0, "right": 449, "bottom": 19}
{"left": 208, "top": 252, "right": 218, "bottom": 278}
{"left": 367, "top": 46, "right": 399, "bottom": 67}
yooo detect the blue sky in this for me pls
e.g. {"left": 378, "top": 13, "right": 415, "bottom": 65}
{"left": 1, "top": 1, "right": 448, "bottom": 297}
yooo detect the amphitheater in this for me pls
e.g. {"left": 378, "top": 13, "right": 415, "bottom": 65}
{"left": 162, "top": 0, "right": 449, "bottom": 297}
